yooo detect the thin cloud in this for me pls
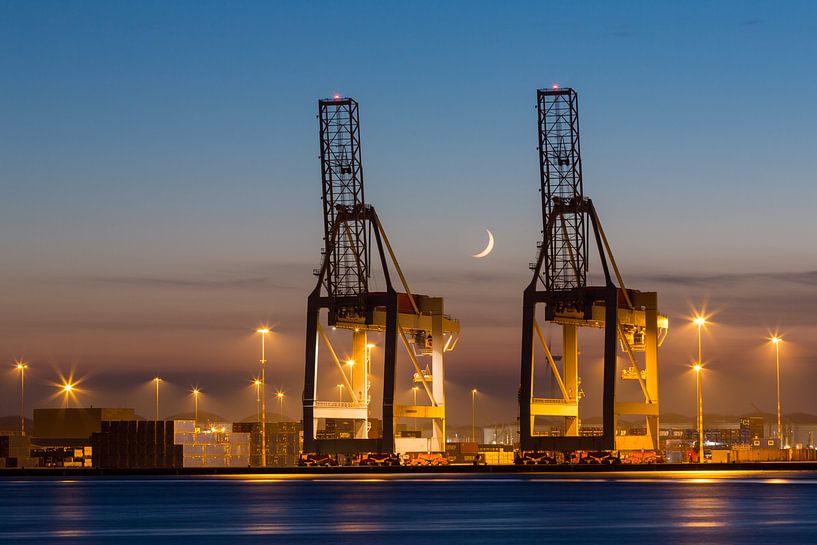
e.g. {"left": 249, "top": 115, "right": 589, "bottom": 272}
{"left": 83, "top": 275, "right": 293, "bottom": 290}
{"left": 634, "top": 270, "right": 817, "bottom": 287}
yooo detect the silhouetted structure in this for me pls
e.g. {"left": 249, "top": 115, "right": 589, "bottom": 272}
{"left": 303, "top": 97, "right": 459, "bottom": 458}
{"left": 519, "top": 87, "right": 668, "bottom": 456}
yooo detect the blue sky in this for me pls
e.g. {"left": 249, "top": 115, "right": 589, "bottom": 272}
{"left": 1, "top": 1, "right": 816, "bottom": 424}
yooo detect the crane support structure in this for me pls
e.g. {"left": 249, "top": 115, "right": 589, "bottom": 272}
{"left": 519, "top": 88, "right": 668, "bottom": 455}
{"left": 303, "top": 97, "right": 459, "bottom": 458}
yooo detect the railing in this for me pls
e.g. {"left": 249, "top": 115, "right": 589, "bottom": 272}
{"left": 314, "top": 401, "right": 368, "bottom": 409}
{"left": 531, "top": 397, "right": 577, "bottom": 405}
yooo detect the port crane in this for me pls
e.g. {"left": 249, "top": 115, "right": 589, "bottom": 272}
{"left": 518, "top": 87, "right": 668, "bottom": 461}
{"left": 302, "top": 97, "right": 459, "bottom": 462}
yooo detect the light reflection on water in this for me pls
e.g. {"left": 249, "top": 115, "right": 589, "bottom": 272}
{"left": 1, "top": 471, "right": 817, "bottom": 544}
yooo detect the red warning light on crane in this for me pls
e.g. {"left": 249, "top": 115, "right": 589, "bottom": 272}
{"left": 333, "top": 94, "right": 341, "bottom": 100}
{"left": 552, "top": 84, "right": 559, "bottom": 90}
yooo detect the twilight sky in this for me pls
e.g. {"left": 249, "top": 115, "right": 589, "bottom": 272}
{"left": 2, "top": 1, "right": 817, "bottom": 426}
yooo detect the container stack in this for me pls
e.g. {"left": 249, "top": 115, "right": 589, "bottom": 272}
{"left": 0, "top": 434, "right": 37, "bottom": 468}
{"left": 269, "top": 421, "right": 301, "bottom": 467}
{"left": 173, "top": 420, "right": 250, "bottom": 468}
{"left": 91, "top": 420, "right": 183, "bottom": 468}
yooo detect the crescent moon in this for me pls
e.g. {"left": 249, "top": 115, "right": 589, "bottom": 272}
{"left": 472, "top": 229, "right": 495, "bottom": 258}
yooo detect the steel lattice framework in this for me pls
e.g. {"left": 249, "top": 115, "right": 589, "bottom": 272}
{"left": 318, "top": 97, "right": 369, "bottom": 299}
{"left": 536, "top": 88, "right": 587, "bottom": 293}
{"left": 304, "top": 97, "right": 460, "bottom": 460}
{"left": 519, "top": 87, "right": 666, "bottom": 458}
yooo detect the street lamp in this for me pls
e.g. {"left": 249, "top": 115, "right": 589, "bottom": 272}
{"left": 15, "top": 361, "right": 28, "bottom": 436}
{"left": 277, "top": 391, "right": 285, "bottom": 420}
{"left": 154, "top": 377, "right": 162, "bottom": 422}
{"left": 693, "top": 316, "right": 706, "bottom": 366}
{"left": 192, "top": 388, "right": 200, "bottom": 429}
{"left": 771, "top": 336, "right": 783, "bottom": 447}
{"left": 338, "top": 384, "right": 344, "bottom": 402}
{"left": 256, "top": 327, "right": 270, "bottom": 467}
{"left": 346, "top": 359, "right": 355, "bottom": 395}
{"left": 693, "top": 364, "right": 704, "bottom": 462}
{"left": 60, "top": 381, "right": 76, "bottom": 407}
{"left": 691, "top": 315, "right": 707, "bottom": 462}
{"left": 412, "top": 386, "right": 419, "bottom": 432}
{"left": 253, "top": 379, "right": 262, "bottom": 423}
{"left": 471, "top": 388, "right": 478, "bottom": 444}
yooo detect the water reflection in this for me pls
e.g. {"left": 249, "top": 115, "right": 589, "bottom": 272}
{"left": 1, "top": 472, "right": 816, "bottom": 544}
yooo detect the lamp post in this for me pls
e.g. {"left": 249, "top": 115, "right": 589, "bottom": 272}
{"left": 772, "top": 336, "right": 782, "bottom": 447}
{"left": 471, "top": 388, "right": 478, "bottom": 444}
{"left": 277, "top": 391, "right": 285, "bottom": 420}
{"left": 693, "top": 364, "right": 704, "bottom": 462}
{"left": 254, "top": 379, "right": 262, "bottom": 423}
{"left": 153, "top": 377, "right": 161, "bottom": 422}
{"left": 694, "top": 316, "right": 705, "bottom": 368}
{"left": 15, "top": 361, "right": 28, "bottom": 436}
{"left": 338, "top": 384, "right": 344, "bottom": 403}
{"left": 346, "top": 359, "right": 355, "bottom": 399}
{"left": 256, "top": 328, "right": 270, "bottom": 467}
{"left": 412, "top": 386, "right": 419, "bottom": 432}
{"left": 365, "top": 344, "right": 375, "bottom": 406}
{"left": 192, "top": 388, "right": 200, "bottom": 429}
{"left": 692, "top": 316, "right": 706, "bottom": 462}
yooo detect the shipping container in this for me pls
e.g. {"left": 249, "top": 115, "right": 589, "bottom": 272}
{"left": 175, "top": 420, "right": 196, "bottom": 433}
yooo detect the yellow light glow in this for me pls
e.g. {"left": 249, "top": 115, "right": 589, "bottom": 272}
{"left": 192, "top": 388, "right": 200, "bottom": 395}
{"left": 771, "top": 336, "right": 782, "bottom": 345}
{"left": 412, "top": 386, "right": 419, "bottom": 391}
{"left": 15, "top": 361, "right": 28, "bottom": 370}
{"left": 693, "top": 316, "right": 706, "bottom": 326}
{"left": 276, "top": 391, "right": 284, "bottom": 399}
{"left": 366, "top": 343, "right": 376, "bottom": 349}
{"left": 253, "top": 379, "right": 261, "bottom": 386}
{"left": 154, "top": 377, "right": 161, "bottom": 383}
{"left": 62, "top": 382, "right": 74, "bottom": 393}
{"left": 693, "top": 364, "right": 702, "bottom": 373}
{"left": 256, "top": 328, "right": 270, "bottom": 334}
{"left": 471, "top": 388, "right": 478, "bottom": 394}
{"left": 346, "top": 359, "right": 355, "bottom": 366}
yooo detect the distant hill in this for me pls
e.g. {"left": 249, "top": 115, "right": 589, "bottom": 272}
{"left": 167, "top": 411, "right": 227, "bottom": 424}
{"left": 238, "top": 412, "right": 295, "bottom": 424}
{"left": 0, "top": 415, "right": 32, "bottom": 433}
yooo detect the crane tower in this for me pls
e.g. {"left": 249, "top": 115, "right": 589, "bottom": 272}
{"left": 519, "top": 87, "right": 668, "bottom": 457}
{"left": 303, "top": 97, "right": 459, "bottom": 460}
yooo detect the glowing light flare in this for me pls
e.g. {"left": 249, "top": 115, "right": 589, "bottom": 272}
{"left": 693, "top": 364, "right": 703, "bottom": 373}
{"left": 693, "top": 316, "right": 706, "bottom": 326}
{"left": 256, "top": 327, "right": 271, "bottom": 334}
{"left": 276, "top": 391, "right": 285, "bottom": 399}
{"left": 50, "top": 370, "right": 85, "bottom": 405}
{"left": 552, "top": 84, "right": 559, "bottom": 90}
{"left": 15, "top": 360, "right": 28, "bottom": 370}
{"left": 771, "top": 336, "right": 782, "bottom": 345}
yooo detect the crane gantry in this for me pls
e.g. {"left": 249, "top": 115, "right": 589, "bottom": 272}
{"left": 518, "top": 87, "right": 668, "bottom": 461}
{"left": 302, "top": 97, "right": 459, "bottom": 463}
